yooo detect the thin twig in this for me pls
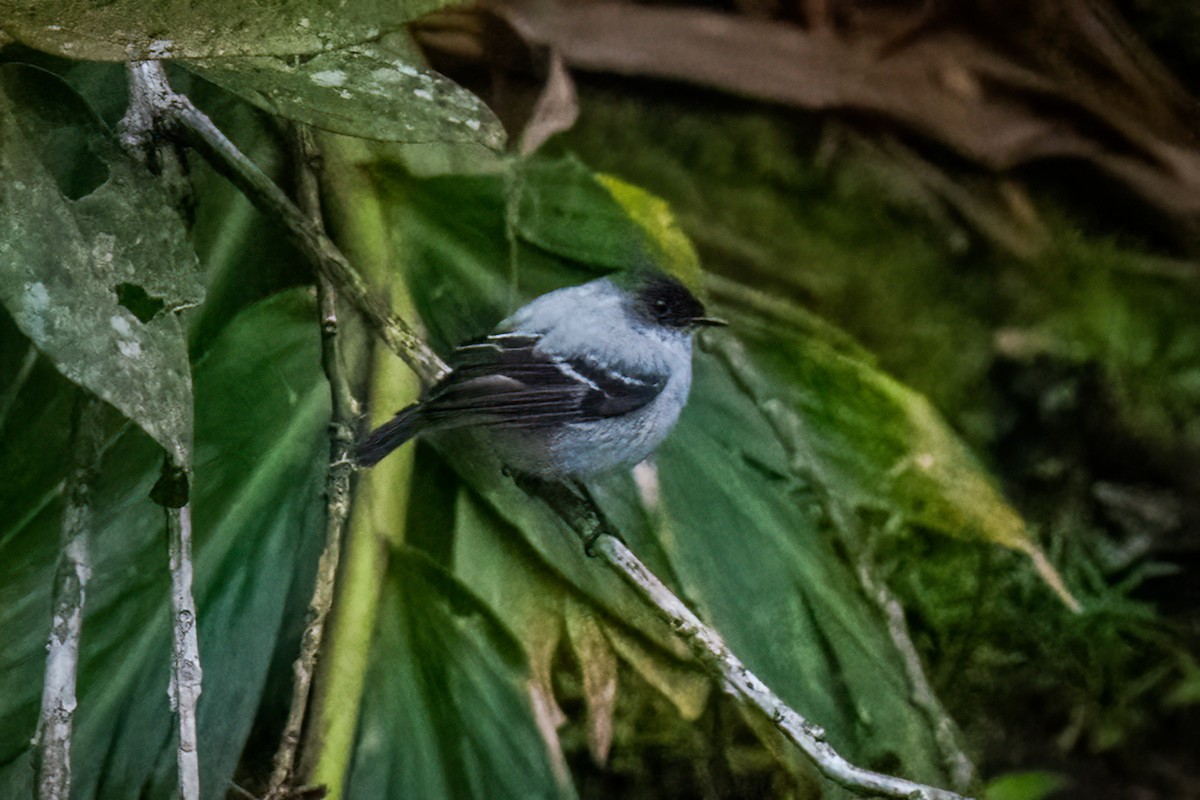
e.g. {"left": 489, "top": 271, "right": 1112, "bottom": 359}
{"left": 856, "top": 559, "right": 977, "bottom": 790}
{"left": 166, "top": 490, "right": 202, "bottom": 800}
{"left": 34, "top": 396, "right": 105, "bottom": 800}
{"left": 229, "top": 782, "right": 260, "bottom": 800}
{"left": 264, "top": 126, "right": 358, "bottom": 800}
{"left": 120, "top": 61, "right": 447, "bottom": 385}
{"left": 519, "top": 477, "right": 967, "bottom": 800}
{"left": 122, "top": 62, "right": 204, "bottom": 800}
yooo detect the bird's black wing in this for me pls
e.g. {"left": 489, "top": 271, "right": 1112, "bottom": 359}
{"left": 417, "top": 333, "right": 666, "bottom": 428}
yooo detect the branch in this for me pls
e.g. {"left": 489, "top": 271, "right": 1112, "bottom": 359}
{"left": 122, "top": 62, "right": 204, "bottom": 800}
{"left": 264, "top": 126, "right": 358, "bottom": 800}
{"left": 34, "top": 396, "right": 105, "bottom": 800}
{"left": 120, "top": 60, "right": 448, "bottom": 386}
{"left": 161, "top": 469, "right": 202, "bottom": 800}
{"left": 519, "top": 478, "right": 969, "bottom": 800}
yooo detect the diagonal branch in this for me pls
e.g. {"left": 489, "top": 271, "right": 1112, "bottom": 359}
{"left": 120, "top": 60, "right": 448, "bottom": 386}
{"left": 518, "top": 477, "right": 969, "bottom": 800}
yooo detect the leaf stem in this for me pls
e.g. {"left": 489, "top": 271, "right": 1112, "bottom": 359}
{"left": 34, "top": 395, "right": 104, "bottom": 800}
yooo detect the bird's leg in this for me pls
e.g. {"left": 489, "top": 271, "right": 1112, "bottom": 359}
{"left": 508, "top": 470, "right": 618, "bottom": 557}
{"left": 570, "top": 479, "right": 619, "bottom": 557}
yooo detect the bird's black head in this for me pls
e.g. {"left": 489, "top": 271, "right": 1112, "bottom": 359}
{"left": 631, "top": 275, "right": 725, "bottom": 330}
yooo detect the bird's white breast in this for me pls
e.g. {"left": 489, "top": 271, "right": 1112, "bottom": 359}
{"left": 487, "top": 279, "right": 695, "bottom": 477}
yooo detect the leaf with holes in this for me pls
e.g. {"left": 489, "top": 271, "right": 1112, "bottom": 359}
{"left": 0, "top": 63, "right": 201, "bottom": 466}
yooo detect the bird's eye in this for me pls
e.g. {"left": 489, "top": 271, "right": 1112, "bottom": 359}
{"left": 654, "top": 299, "right": 669, "bottom": 312}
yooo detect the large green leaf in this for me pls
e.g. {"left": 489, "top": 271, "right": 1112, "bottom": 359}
{"left": 512, "top": 158, "right": 658, "bottom": 271}
{"left": 0, "top": 290, "right": 328, "bottom": 799}
{"left": 0, "top": 64, "right": 201, "bottom": 465}
{"left": 711, "top": 291, "right": 1076, "bottom": 607}
{"left": 382, "top": 156, "right": 665, "bottom": 353}
{"left": 344, "top": 549, "right": 568, "bottom": 800}
{"left": 654, "top": 353, "right": 947, "bottom": 778}
{"left": 186, "top": 43, "right": 505, "bottom": 150}
{"left": 0, "top": 0, "right": 449, "bottom": 60}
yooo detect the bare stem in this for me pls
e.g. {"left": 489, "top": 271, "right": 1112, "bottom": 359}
{"left": 34, "top": 396, "right": 104, "bottom": 800}
{"left": 122, "top": 61, "right": 204, "bottom": 800}
{"left": 166, "top": 491, "right": 202, "bottom": 800}
{"left": 264, "top": 127, "right": 358, "bottom": 800}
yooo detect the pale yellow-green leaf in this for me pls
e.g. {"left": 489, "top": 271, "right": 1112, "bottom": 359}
{"left": 596, "top": 174, "right": 704, "bottom": 292}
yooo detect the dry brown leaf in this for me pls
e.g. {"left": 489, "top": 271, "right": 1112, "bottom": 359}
{"left": 518, "top": 50, "right": 579, "bottom": 154}
{"left": 564, "top": 598, "right": 619, "bottom": 765}
{"left": 482, "top": 0, "right": 1200, "bottom": 235}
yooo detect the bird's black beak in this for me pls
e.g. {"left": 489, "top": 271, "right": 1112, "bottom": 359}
{"left": 691, "top": 316, "right": 728, "bottom": 327}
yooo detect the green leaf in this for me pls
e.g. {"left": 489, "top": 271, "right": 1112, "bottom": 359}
{"left": 0, "top": 63, "right": 201, "bottom": 466}
{"left": 373, "top": 156, "right": 669, "bottom": 352}
{"left": 514, "top": 157, "right": 658, "bottom": 271}
{"left": 430, "top": 426, "right": 689, "bottom": 655}
{"left": 718, "top": 292, "right": 1078, "bottom": 608}
{"left": 185, "top": 44, "right": 505, "bottom": 150}
{"left": 653, "top": 352, "right": 950, "bottom": 780}
{"left": 0, "top": 290, "right": 328, "bottom": 798}
{"left": 595, "top": 174, "right": 704, "bottom": 290}
{"left": 448, "top": 480, "right": 710, "bottom": 759}
{"left": 344, "top": 549, "right": 569, "bottom": 800}
{"left": 0, "top": 0, "right": 450, "bottom": 60}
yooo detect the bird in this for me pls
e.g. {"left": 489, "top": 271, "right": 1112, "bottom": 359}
{"left": 356, "top": 271, "right": 724, "bottom": 479}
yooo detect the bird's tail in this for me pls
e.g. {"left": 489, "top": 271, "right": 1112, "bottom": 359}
{"left": 357, "top": 406, "right": 424, "bottom": 467}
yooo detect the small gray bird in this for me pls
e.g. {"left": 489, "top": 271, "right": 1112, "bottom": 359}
{"left": 357, "top": 272, "right": 724, "bottom": 478}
